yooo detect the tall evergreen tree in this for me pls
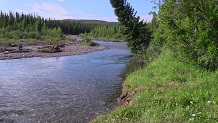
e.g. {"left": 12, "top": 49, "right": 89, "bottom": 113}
{"left": 110, "top": 0, "right": 151, "bottom": 54}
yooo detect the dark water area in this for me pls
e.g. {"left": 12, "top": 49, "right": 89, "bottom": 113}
{"left": 0, "top": 41, "right": 131, "bottom": 123}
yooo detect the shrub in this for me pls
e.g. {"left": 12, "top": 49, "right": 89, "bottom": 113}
{"left": 2, "top": 39, "right": 17, "bottom": 47}
{"left": 80, "top": 38, "right": 98, "bottom": 46}
{"left": 155, "top": 0, "right": 218, "bottom": 70}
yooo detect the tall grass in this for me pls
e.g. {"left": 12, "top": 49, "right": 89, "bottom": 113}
{"left": 92, "top": 50, "right": 218, "bottom": 123}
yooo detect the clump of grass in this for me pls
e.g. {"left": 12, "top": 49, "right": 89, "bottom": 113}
{"left": 92, "top": 50, "right": 218, "bottom": 123}
{"left": 26, "top": 39, "right": 41, "bottom": 45}
{"left": 0, "top": 39, "right": 17, "bottom": 47}
{"left": 37, "top": 48, "right": 54, "bottom": 53}
{"left": 80, "top": 38, "right": 98, "bottom": 46}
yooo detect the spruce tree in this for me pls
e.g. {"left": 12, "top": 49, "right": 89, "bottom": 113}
{"left": 110, "top": 0, "right": 151, "bottom": 54}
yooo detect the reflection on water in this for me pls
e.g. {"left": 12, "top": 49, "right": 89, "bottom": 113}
{"left": 0, "top": 41, "right": 130, "bottom": 123}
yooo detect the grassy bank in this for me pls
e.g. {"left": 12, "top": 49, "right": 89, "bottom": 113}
{"left": 92, "top": 50, "right": 218, "bottom": 123}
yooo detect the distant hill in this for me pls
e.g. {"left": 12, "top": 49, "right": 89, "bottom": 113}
{"left": 62, "top": 19, "right": 120, "bottom": 26}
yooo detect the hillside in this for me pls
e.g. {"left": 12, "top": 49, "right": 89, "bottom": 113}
{"left": 62, "top": 19, "right": 120, "bottom": 26}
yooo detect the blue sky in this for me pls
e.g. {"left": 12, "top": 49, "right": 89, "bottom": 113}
{"left": 0, "top": 0, "right": 156, "bottom": 22}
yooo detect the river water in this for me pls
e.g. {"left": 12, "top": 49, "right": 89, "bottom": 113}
{"left": 0, "top": 41, "right": 131, "bottom": 123}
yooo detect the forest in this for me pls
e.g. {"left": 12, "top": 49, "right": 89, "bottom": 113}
{"left": 0, "top": 11, "right": 125, "bottom": 46}
{"left": 0, "top": 12, "right": 61, "bottom": 45}
{"left": 80, "top": 25, "right": 125, "bottom": 41}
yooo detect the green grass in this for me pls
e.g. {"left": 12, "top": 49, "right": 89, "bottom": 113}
{"left": 92, "top": 50, "right": 218, "bottom": 123}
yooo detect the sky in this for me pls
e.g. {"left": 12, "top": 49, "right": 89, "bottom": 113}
{"left": 0, "top": 0, "right": 156, "bottom": 22}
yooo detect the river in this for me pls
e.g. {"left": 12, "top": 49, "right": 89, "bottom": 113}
{"left": 0, "top": 41, "right": 131, "bottom": 123}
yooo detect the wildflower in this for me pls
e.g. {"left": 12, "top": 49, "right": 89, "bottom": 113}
{"left": 190, "top": 101, "right": 194, "bottom": 104}
{"left": 192, "top": 114, "right": 196, "bottom": 117}
{"left": 208, "top": 101, "right": 211, "bottom": 104}
{"left": 126, "top": 118, "right": 128, "bottom": 120}
{"left": 189, "top": 118, "right": 194, "bottom": 121}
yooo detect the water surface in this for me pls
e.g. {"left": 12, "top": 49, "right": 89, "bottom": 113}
{"left": 0, "top": 41, "right": 130, "bottom": 123}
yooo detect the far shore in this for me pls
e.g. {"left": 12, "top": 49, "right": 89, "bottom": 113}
{"left": 0, "top": 35, "right": 108, "bottom": 60}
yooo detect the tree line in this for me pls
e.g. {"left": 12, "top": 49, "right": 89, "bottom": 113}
{"left": 0, "top": 11, "right": 125, "bottom": 44}
{"left": 110, "top": 0, "right": 218, "bottom": 70}
{"left": 0, "top": 11, "right": 59, "bottom": 43}
{"left": 0, "top": 11, "right": 96, "bottom": 36}
{"left": 81, "top": 25, "right": 125, "bottom": 41}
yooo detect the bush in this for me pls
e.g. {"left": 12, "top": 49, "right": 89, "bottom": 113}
{"left": 1, "top": 39, "right": 17, "bottom": 47}
{"left": 80, "top": 38, "right": 98, "bottom": 46}
{"left": 155, "top": 0, "right": 218, "bottom": 70}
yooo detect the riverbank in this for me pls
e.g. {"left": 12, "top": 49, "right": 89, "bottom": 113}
{"left": 92, "top": 50, "right": 218, "bottom": 123}
{"left": 0, "top": 36, "right": 107, "bottom": 60}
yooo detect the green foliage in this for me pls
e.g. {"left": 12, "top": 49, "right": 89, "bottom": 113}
{"left": 154, "top": 0, "right": 218, "bottom": 70}
{"left": 80, "top": 38, "right": 98, "bottom": 46}
{"left": 0, "top": 11, "right": 125, "bottom": 41}
{"left": 81, "top": 25, "right": 125, "bottom": 41}
{"left": 54, "top": 19, "right": 119, "bottom": 35}
{"left": 110, "top": 0, "right": 151, "bottom": 54}
{"left": 0, "top": 11, "right": 64, "bottom": 44}
{"left": 0, "top": 38, "right": 16, "bottom": 47}
{"left": 92, "top": 50, "right": 218, "bottom": 123}
{"left": 57, "top": 20, "right": 94, "bottom": 35}
{"left": 92, "top": 1, "right": 218, "bottom": 122}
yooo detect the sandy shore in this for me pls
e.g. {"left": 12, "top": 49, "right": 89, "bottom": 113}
{"left": 0, "top": 38, "right": 107, "bottom": 60}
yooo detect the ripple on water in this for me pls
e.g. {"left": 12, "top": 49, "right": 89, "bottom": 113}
{"left": 0, "top": 41, "right": 130, "bottom": 122}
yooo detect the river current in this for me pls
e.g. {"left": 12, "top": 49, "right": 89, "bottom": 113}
{"left": 0, "top": 41, "right": 130, "bottom": 123}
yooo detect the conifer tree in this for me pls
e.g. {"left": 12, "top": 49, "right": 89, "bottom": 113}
{"left": 110, "top": 0, "right": 151, "bottom": 54}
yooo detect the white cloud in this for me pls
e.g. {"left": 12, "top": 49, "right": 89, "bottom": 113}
{"left": 140, "top": 15, "right": 153, "bottom": 22}
{"left": 17, "top": 3, "right": 73, "bottom": 20}
{"left": 17, "top": 2, "right": 101, "bottom": 20}
{"left": 16, "top": 2, "right": 149, "bottom": 22}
